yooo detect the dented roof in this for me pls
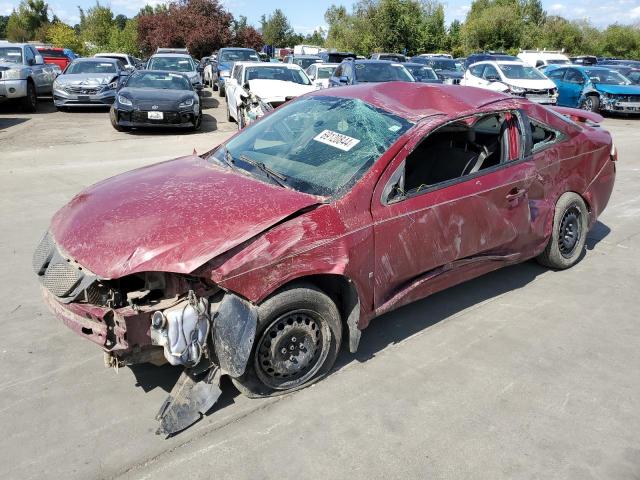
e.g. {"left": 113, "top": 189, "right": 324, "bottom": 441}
{"left": 309, "top": 81, "right": 511, "bottom": 121}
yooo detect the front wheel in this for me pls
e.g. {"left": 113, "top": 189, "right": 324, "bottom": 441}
{"left": 537, "top": 192, "right": 588, "bottom": 269}
{"left": 232, "top": 284, "right": 342, "bottom": 398}
{"left": 581, "top": 95, "right": 600, "bottom": 113}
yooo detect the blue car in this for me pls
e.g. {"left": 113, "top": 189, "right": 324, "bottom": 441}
{"left": 543, "top": 64, "right": 640, "bottom": 114}
{"left": 213, "top": 47, "right": 259, "bottom": 97}
{"left": 328, "top": 59, "right": 414, "bottom": 87}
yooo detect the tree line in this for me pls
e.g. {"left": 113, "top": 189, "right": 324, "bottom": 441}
{"left": 1, "top": 0, "right": 639, "bottom": 60}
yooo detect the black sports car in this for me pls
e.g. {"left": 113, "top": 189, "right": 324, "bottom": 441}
{"left": 110, "top": 70, "right": 201, "bottom": 131}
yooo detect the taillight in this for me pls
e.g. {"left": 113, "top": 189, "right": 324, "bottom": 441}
{"left": 610, "top": 143, "right": 618, "bottom": 162}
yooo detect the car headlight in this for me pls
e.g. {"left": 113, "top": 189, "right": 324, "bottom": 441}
{"left": 118, "top": 94, "right": 132, "bottom": 106}
{"left": 2, "top": 69, "right": 22, "bottom": 80}
{"left": 219, "top": 70, "right": 231, "bottom": 78}
{"left": 508, "top": 85, "right": 526, "bottom": 94}
{"left": 179, "top": 98, "right": 194, "bottom": 108}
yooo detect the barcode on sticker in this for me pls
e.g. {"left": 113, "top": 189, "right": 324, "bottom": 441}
{"left": 313, "top": 130, "right": 360, "bottom": 151}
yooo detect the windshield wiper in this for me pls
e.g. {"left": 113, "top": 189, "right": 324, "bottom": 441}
{"left": 239, "top": 154, "right": 288, "bottom": 188}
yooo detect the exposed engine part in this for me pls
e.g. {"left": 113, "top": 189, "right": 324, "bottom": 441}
{"left": 156, "top": 366, "right": 222, "bottom": 436}
{"left": 150, "top": 291, "right": 210, "bottom": 367}
{"left": 239, "top": 91, "right": 273, "bottom": 126}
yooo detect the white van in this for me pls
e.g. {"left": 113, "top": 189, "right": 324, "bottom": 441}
{"left": 518, "top": 50, "right": 571, "bottom": 68}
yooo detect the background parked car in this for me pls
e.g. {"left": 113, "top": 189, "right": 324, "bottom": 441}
{"left": 146, "top": 52, "right": 203, "bottom": 92}
{"left": 0, "top": 42, "right": 57, "bottom": 111}
{"left": 95, "top": 53, "right": 139, "bottom": 70}
{"left": 403, "top": 63, "right": 442, "bottom": 83}
{"left": 52, "top": 57, "right": 128, "bottom": 110}
{"left": 285, "top": 54, "right": 323, "bottom": 70}
{"left": 329, "top": 59, "right": 414, "bottom": 86}
{"left": 462, "top": 61, "right": 557, "bottom": 104}
{"left": 570, "top": 55, "right": 598, "bottom": 66}
{"left": 212, "top": 47, "right": 260, "bottom": 97}
{"left": 36, "top": 47, "right": 72, "bottom": 71}
{"left": 599, "top": 64, "right": 640, "bottom": 85}
{"left": 318, "top": 51, "right": 356, "bottom": 63}
{"left": 518, "top": 50, "right": 571, "bottom": 68}
{"left": 110, "top": 70, "right": 201, "bottom": 132}
{"left": 225, "top": 62, "right": 316, "bottom": 128}
{"left": 544, "top": 64, "right": 640, "bottom": 114}
{"left": 463, "top": 52, "right": 518, "bottom": 70}
{"left": 408, "top": 55, "right": 463, "bottom": 84}
{"left": 305, "top": 62, "right": 339, "bottom": 88}
{"left": 370, "top": 53, "right": 406, "bottom": 62}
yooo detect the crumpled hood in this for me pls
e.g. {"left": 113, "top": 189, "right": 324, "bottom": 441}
{"left": 247, "top": 79, "right": 316, "bottom": 102}
{"left": 50, "top": 155, "right": 322, "bottom": 279}
{"left": 594, "top": 83, "right": 640, "bottom": 95}
{"left": 56, "top": 73, "right": 116, "bottom": 85}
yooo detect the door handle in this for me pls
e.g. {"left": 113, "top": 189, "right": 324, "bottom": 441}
{"left": 506, "top": 188, "right": 526, "bottom": 202}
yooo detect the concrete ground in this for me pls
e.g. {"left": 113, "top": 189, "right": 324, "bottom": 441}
{"left": 0, "top": 92, "right": 638, "bottom": 480}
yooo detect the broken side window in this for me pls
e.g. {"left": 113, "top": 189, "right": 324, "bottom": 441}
{"left": 530, "top": 119, "right": 561, "bottom": 152}
{"left": 388, "top": 112, "right": 522, "bottom": 201}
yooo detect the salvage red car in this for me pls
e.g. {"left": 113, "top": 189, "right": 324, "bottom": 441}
{"left": 34, "top": 83, "right": 616, "bottom": 434}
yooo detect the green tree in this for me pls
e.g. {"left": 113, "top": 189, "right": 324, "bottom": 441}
{"left": 79, "top": 1, "right": 114, "bottom": 51}
{"left": 114, "top": 14, "right": 127, "bottom": 31}
{"left": 260, "top": 9, "right": 293, "bottom": 47}
{"left": 304, "top": 27, "right": 326, "bottom": 46}
{"left": 0, "top": 16, "right": 9, "bottom": 38}
{"left": 462, "top": 0, "right": 524, "bottom": 53}
{"left": 46, "top": 21, "right": 84, "bottom": 53}
{"left": 108, "top": 18, "right": 138, "bottom": 55}
{"left": 5, "top": 0, "right": 50, "bottom": 41}
{"left": 600, "top": 24, "right": 640, "bottom": 58}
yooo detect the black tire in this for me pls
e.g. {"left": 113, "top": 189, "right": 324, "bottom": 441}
{"left": 232, "top": 283, "right": 342, "bottom": 398}
{"left": 190, "top": 112, "right": 202, "bottom": 131}
{"left": 110, "top": 116, "right": 130, "bottom": 132}
{"left": 536, "top": 192, "right": 588, "bottom": 269}
{"left": 218, "top": 83, "right": 225, "bottom": 98}
{"left": 226, "top": 101, "right": 233, "bottom": 122}
{"left": 21, "top": 81, "right": 37, "bottom": 113}
{"left": 581, "top": 95, "right": 600, "bottom": 113}
{"left": 212, "top": 80, "right": 218, "bottom": 91}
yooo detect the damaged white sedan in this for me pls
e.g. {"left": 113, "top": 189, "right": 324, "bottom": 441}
{"left": 225, "top": 62, "right": 317, "bottom": 129}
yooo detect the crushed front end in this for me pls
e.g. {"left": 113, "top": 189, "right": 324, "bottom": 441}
{"left": 33, "top": 231, "right": 257, "bottom": 435}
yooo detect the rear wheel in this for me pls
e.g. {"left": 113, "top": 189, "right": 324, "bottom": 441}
{"left": 232, "top": 284, "right": 342, "bottom": 398}
{"left": 581, "top": 95, "right": 600, "bottom": 113}
{"left": 218, "top": 83, "right": 225, "bottom": 98}
{"left": 537, "top": 192, "right": 588, "bottom": 269}
{"left": 21, "top": 81, "right": 37, "bottom": 112}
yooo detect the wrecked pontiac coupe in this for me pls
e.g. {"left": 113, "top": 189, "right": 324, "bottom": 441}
{"left": 34, "top": 83, "right": 616, "bottom": 434}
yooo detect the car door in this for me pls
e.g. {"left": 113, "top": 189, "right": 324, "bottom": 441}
{"left": 24, "top": 46, "right": 43, "bottom": 92}
{"left": 546, "top": 68, "right": 568, "bottom": 105}
{"left": 562, "top": 68, "right": 586, "bottom": 107}
{"left": 464, "top": 63, "right": 485, "bottom": 87}
{"left": 370, "top": 110, "right": 537, "bottom": 310}
{"left": 329, "top": 64, "right": 343, "bottom": 87}
{"left": 226, "top": 65, "right": 242, "bottom": 120}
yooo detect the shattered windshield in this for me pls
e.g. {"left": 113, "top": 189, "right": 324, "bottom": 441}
{"left": 0, "top": 47, "right": 23, "bottom": 64}
{"left": 211, "top": 96, "right": 413, "bottom": 196}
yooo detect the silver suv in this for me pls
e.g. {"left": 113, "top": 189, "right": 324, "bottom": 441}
{"left": 0, "top": 42, "right": 58, "bottom": 111}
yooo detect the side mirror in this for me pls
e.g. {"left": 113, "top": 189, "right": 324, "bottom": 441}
{"left": 197, "top": 65, "right": 204, "bottom": 73}
{"left": 339, "top": 76, "right": 349, "bottom": 84}
{"left": 27, "top": 57, "right": 35, "bottom": 66}
{"left": 243, "top": 81, "right": 250, "bottom": 90}
{"left": 119, "top": 69, "right": 131, "bottom": 76}
{"left": 35, "top": 54, "right": 44, "bottom": 65}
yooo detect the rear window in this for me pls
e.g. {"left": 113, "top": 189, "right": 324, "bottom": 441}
{"left": 354, "top": 63, "right": 414, "bottom": 83}
{"left": 148, "top": 56, "right": 195, "bottom": 73}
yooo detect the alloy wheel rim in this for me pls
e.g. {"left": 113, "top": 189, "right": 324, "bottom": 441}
{"left": 558, "top": 205, "right": 582, "bottom": 258}
{"left": 254, "top": 310, "right": 331, "bottom": 390}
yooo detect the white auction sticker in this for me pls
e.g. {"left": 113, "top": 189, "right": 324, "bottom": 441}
{"left": 313, "top": 129, "right": 360, "bottom": 151}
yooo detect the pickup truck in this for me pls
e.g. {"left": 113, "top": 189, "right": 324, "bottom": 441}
{"left": 0, "top": 42, "right": 58, "bottom": 111}
{"left": 37, "top": 46, "right": 72, "bottom": 71}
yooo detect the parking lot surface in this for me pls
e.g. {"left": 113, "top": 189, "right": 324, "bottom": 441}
{"left": 1, "top": 95, "right": 639, "bottom": 480}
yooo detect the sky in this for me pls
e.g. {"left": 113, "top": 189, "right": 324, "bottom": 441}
{"left": 1, "top": 0, "right": 639, "bottom": 31}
